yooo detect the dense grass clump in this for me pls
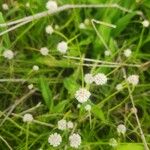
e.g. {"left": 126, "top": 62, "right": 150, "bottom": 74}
{"left": 0, "top": 0, "right": 150, "bottom": 150}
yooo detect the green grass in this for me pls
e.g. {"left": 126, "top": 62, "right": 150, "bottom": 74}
{"left": 0, "top": 0, "right": 150, "bottom": 150}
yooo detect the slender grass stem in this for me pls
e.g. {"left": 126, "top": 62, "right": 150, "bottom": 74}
{"left": 25, "top": 123, "right": 30, "bottom": 150}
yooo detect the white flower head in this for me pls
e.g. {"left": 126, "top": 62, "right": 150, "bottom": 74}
{"left": 46, "top": 1, "right": 58, "bottom": 12}
{"left": 3, "top": 50, "right": 14, "bottom": 60}
{"left": 75, "top": 88, "right": 91, "bottom": 103}
{"left": 117, "top": 124, "right": 126, "bottom": 135}
{"left": 84, "top": 18, "right": 90, "bottom": 26}
{"left": 104, "top": 50, "right": 111, "bottom": 56}
{"left": 79, "top": 23, "right": 86, "bottom": 29}
{"left": 127, "top": 75, "right": 139, "bottom": 85}
{"left": 58, "top": 119, "right": 67, "bottom": 130}
{"left": 45, "top": 25, "right": 54, "bottom": 34}
{"left": 84, "top": 73, "right": 93, "bottom": 84}
{"left": 69, "top": 133, "right": 81, "bottom": 148}
{"left": 109, "top": 138, "right": 118, "bottom": 147}
{"left": 28, "top": 84, "right": 34, "bottom": 90}
{"left": 67, "top": 121, "right": 74, "bottom": 129}
{"left": 94, "top": 73, "right": 107, "bottom": 85}
{"left": 25, "top": 2, "right": 30, "bottom": 8}
{"left": 2, "top": 3, "right": 9, "bottom": 10}
{"left": 130, "top": 107, "right": 138, "bottom": 114}
{"left": 123, "top": 49, "right": 132, "bottom": 57}
{"left": 142, "top": 20, "right": 149, "bottom": 27}
{"left": 23, "top": 113, "right": 33, "bottom": 123}
{"left": 116, "top": 84, "right": 123, "bottom": 91}
{"left": 84, "top": 104, "right": 91, "bottom": 111}
{"left": 48, "top": 132, "right": 62, "bottom": 147}
{"left": 32, "top": 65, "right": 39, "bottom": 71}
{"left": 57, "top": 41, "right": 68, "bottom": 54}
{"left": 40, "top": 47, "right": 49, "bottom": 56}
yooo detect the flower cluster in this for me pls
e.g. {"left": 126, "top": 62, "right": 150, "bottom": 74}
{"left": 3, "top": 50, "right": 14, "bottom": 60}
{"left": 45, "top": 25, "right": 54, "bottom": 35}
{"left": 2, "top": 3, "right": 9, "bottom": 10}
{"left": 23, "top": 113, "right": 33, "bottom": 123}
{"left": 94, "top": 73, "right": 108, "bottom": 85}
{"left": 75, "top": 88, "right": 91, "bottom": 103}
{"left": 142, "top": 20, "right": 149, "bottom": 27}
{"left": 46, "top": 1, "right": 58, "bottom": 12}
{"left": 48, "top": 119, "right": 81, "bottom": 148}
{"left": 123, "top": 48, "right": 132, "bottom": 57}
{"left": 116, "top": 83, "right": 123, "bottom": 91}
{"left": 57, "top": 119, "right": 67, "bottom": 130}
{"left": 117, "top": 124, "right": 126, "bottom": 135}
{"left": 40, "top": 47, "right": 49, "bottom": 56}
{"left": 57, "top": 119, "right": 74, "bottom": 130}
{"left": 69, "top": 133, "right": 81, "bottom": 148}
{"left": 48, "top": 132, "right": 81, "bottom": 148}
{"left": 104, "top": 50, "right": 111, "bottom": 56}
{"left": 57, "top": 41, "right": 68, "bottom": 54}
{"left": 48, "top": 132, "right": 62, "bottom": 147}
{"left": 79, "top": 18, "right": 90, "bottom": 29}
{"left": 127, "top": 75, "right": 139, "bottom": 85}
{"left": 84, "top": 73, "right": 94, "bottom": 84}
{"left": 28, "top": 84, "right": 34, "bottom": 90}
{"left": 32, "top": 65, "right": 39, "bottom": 71}
{"left": 84, "top": 73, "right": 107, "bottom": 85}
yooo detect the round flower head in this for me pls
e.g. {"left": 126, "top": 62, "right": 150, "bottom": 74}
{"left": 130, "top": 107, "right": 138, "bottom": 114}
{"left": 46, "top": 1, "right": 58, "bottom": 12}
{"left": 40, "top": 47, "right": 49, "bottom": 56}
{"left": 32, "top": 65, "right": 39, "bottom": 71}
{"left": 23, "top": 113, "right": 33, "bottom": 123}
{"left": 84, "top": 73, "right": 93, "bottom": 84}
{"left": 57, "top": 41, "right": 68, "bottom": 54}
{"left": 48, "top": 132, "right": 62, "bottom": 147}
{"left": 117, "top": 124, "right": 126, "bottom": 135}
{"left": 116, "top": 84, "right": 123, "bottom": 91}
{"left": 67, "top": 121, "right": 74, "bottom": 129}
{"left": 75, "top": 88, "right": 91, "bottom": 103}
{"left": 94, "top": 73, "right": 107, "bottom": 85}
{"left": 127, "top": 75, "right": 139, "bottom": 85}
{"left": 58, "top": 119, "right": 67, "bottom": 130}
{"left": 3, "top": 50, "right": 14, "bottom": 60}
{"left": 84, "top": 104, "right": 91, "bottom": 111}
{"left": 25, "top": 2, "right": 30, "bottom": 8}
{"left": 123, "top": 49, "right": 132, "bottom": 57}
{"left": 79, "top": 23, "right": 86, "bottom": 29}
{"left": 28, "top": 84, "right": 33, "bottom": 90}
{"left": 2, "top": 3, "right": 9, "bottom": 10}
{"left": 109, "top": 138, "right": 118, "bottom": 147}
{"left": 142, "top": 20, "right": 149, "bottom": 27}
{"left": 104, "top": 50, "right": 111, "bottom": 56}
{"left": 84, "top": 18, "right": 90, "bottom": 26}
{"left": 45, "top": 25, "right": 54, "bottom": 34}
{"left": 69, "top": 133, "right": 81, "bottom": 148}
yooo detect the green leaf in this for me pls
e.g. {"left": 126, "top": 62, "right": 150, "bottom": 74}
{"left": 63, "top": 76, "right": 80, "bottom": 96}
{"left": 53, "top": 100, "right": 68, "bottom": 113}
{"left": 112, "top": 13, "right": 136, "bottom": 37}
{"left": 117, "top": 144, "right": 144, "bottom": 150}
{"left": 0, "top": 12, "right": 11, "bottom": 49}
{"left": 92, "top": 105, "right": 105, "bottom": 122}
{"left": 39, "top": 76, "right": 53, "bottom": 110}
{"left": 37, "top": 55, "right": 75, "bottom": 68}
